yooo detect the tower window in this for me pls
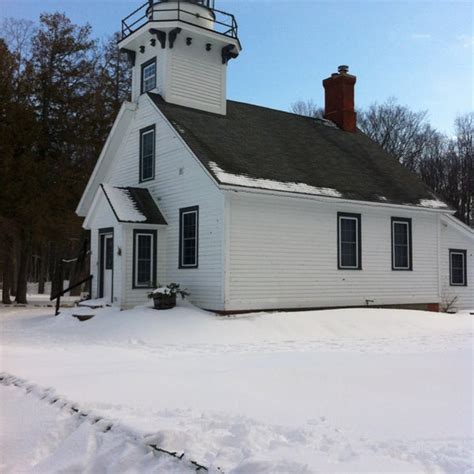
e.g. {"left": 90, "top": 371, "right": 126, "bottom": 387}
{"left": 141, "top": 58, "right": 156, "bottom": 94}
{"left": 139, "top": 125, "right": 155, "bottom": 182}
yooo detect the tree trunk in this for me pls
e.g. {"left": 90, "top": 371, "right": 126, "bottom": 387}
{"left": 15, "top": 238, "right": 30, "bottom": 304}
{"left": 38, "top": 244, "right": 47, "bottom": 294}
{"left": 2, "top": 237, "right": 13, "bottom": 304}
{"left": 51, "top": 241, "right": 66, "bottom": 298}
{"left": 48, "top": 241, "right": 57, "bottom": 290}
{"left": 10, "top": 249, "right": 17, "bottom": 297}
{"left": 2, "top": 267, "right": 12, "bottom": 304}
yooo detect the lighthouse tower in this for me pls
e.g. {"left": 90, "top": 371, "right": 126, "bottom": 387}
{"left": 119, "top": 0, "right": 241, "bottom": 115}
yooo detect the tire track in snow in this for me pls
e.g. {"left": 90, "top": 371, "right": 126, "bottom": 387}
{"left": 0, "top": 372, "right": 217, "bottom": 473}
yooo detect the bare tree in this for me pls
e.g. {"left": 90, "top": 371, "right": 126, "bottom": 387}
{"left": 1, "top": 18, "right": 36, "bottom": 83}
{"left": 290, "top": 99, "right": 324, "bottom": 119}
{"left": 418, "top": 131, "right": 451, "bottom": 195}
{"left": 440, "top": 293, "right": 458, "bottom": 313}
{"left": 453, "top": 113, "right": 473, "bottom": 226}
{"left": 419, "top": 113, "right": 473, "bottom": 226}
{"left": 357, "top": 97, "right": 435, "bottom": 171}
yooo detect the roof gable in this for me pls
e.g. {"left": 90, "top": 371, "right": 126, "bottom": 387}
{"left": 76, "top": 102, "right": 136, "bottom": 217}
{"left": 441, "top": 214, "right": 474, "bottom": 240}
{"left": 148, "top": 93, "right": 448, "bottom": 210}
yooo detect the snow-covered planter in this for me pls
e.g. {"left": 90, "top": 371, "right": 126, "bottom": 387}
{"left": 148, "top": 283, "right": 189, "bottom": 310}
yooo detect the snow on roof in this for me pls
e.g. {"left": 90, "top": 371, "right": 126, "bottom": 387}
{"left": 418, "top": 198, "right": 449, "bottom": 209}
{"left": 209, "top": 162, "right": 342, "bottom": 198}
{"left": 102, "top": 184, "right": 147, "bottom": 222}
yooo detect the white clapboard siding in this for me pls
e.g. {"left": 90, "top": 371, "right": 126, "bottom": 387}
{"left": 163, "top": 33, "right": 226, "bottom": 114}
{"left": 105, "top": 95, "right": 225, "bottom": 310}
{"left": 168, "top": 54, "right": 223, "bottom": 110}
{"left": 225, "top": 191, "right": 441, "bottom": 311}
{"left": 440, "top": 216, "right": 474, "bottom": 310}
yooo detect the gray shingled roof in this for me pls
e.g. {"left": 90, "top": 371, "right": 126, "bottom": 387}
{"left": 148, "top": 93, "right": 446, "bottom": 208}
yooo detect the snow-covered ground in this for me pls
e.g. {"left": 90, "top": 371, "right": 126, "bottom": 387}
{"left": 0, "top": 281, "right": 80, "bottom": 306}
{"left": 1, "top": 303, "right": 473, "bottom": 473}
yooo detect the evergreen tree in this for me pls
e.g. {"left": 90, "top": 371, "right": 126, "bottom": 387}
{"left": 1, "top": 13, "right": 132, "bottom": 303}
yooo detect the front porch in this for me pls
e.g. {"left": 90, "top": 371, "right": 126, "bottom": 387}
{"left": 83, "top": 184, "right": 168, "bottom": 308}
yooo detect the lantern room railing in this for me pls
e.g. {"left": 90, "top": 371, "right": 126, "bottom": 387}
{"left": 121, "top": 0, "right": 239, "bottom": 41}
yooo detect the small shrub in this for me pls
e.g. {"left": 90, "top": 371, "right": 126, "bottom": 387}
{"left": 148, "top": 283, "right": 189, "bottom": 310}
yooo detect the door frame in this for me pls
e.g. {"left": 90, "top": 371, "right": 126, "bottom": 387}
{"left": 98, "top": 227, "right": 114, "bottom": 299}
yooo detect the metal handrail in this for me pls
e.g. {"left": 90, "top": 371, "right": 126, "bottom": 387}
{"left": 51, "top": 275, "right": 93, "bottom": 316}
{"left": 121, "top": 0, "right": 238, "bottom": 41}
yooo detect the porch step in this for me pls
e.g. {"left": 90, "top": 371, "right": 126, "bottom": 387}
{"left": 72, "top": 313, "right": 95, "bottom": 322}
{"left": 77, "top": 298, "right": 110, "bottom": 309}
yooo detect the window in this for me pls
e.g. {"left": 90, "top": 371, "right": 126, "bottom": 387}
{"left": 139, "top": 125, "right": 155, "bottom": 182}
{"left": 449, "top": 249, "right": 467, "bottom": 286}
{"left": 338, "top": 213, "right": 362, "bottom": 269}
{"left": 105, "top": 236, "right": 113, "bottom": 270}
{"left": 391, "top": 218, "right": 412, "bottom": 270}
{"left": 133, "top": 230, "right": 157, "bottom": 288}
{"left": 141, "top": 58, "right": 156, "bottom": 94}
{"left": 179, "top": 206, "right": 199, "bottom": 268}
{"left": 98, "top": 228, "right": 114, "bottom": 298}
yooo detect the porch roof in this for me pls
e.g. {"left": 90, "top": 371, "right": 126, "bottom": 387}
{"left": 101, "top": 184, "right": 167, "bottom": 225}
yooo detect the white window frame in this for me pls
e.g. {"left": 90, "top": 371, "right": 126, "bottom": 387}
{"left": 392, "top": 219, "right": 411, "bottom": 270}
{"left": 338, "top": 215, "right": 360, "bottom": 269}
{"left": 449, "top": 250, "right": 466, "bottom": 286}
{"left": 180, "top": 208, "right": 198, "bottom": 268}
{"left": 134, "top": 232, "right": 154, "bottom": 288}
{"left": 140, "top": 128, "right": 155, "bottom": 182}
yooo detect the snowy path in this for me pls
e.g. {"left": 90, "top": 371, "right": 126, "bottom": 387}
{"left": 1, "top": 305, "right": 473, "bottom": 472}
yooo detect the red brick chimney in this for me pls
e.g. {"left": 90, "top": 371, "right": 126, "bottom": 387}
{"left": 323, "top": 65, "right": 357, "bottom": 132}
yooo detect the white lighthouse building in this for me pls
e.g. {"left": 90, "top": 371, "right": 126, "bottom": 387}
{"left": 119, "top": 0, "right": 241, "bottom": 114}
{"left": 77, "top": 0, "right": 473, "bottom": 313}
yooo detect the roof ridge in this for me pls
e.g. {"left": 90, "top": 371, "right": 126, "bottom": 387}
{"left": 147, "top": 92, "right": 330, "bottom": 126}
{"left": 226, "top": 98, "right": 323, "bottom": 121}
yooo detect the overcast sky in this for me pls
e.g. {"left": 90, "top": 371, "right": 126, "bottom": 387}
{"left": 2, "top": 0, "right": 472, "bottom": 134}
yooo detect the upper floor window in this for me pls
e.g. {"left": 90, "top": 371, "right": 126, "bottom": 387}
{"left": 141, "top": 58, "right": 156, "bottom": 94}
{"left": 449, "top": 249, "right": 467, "bottom": 286}
{"left": 338, "top": 213, "right": 362, "bottom": 269}
{"left": 392, "top": 217, "right": 412, "bottom": 270}
{"left": 179, "top": 206, "right": 199, "bottom": 268}
{"left": 139, "top": 125, "right": 155, "bottom": 182}
{"left": 133, "top": 229, "right": 157, "bottom": 288}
